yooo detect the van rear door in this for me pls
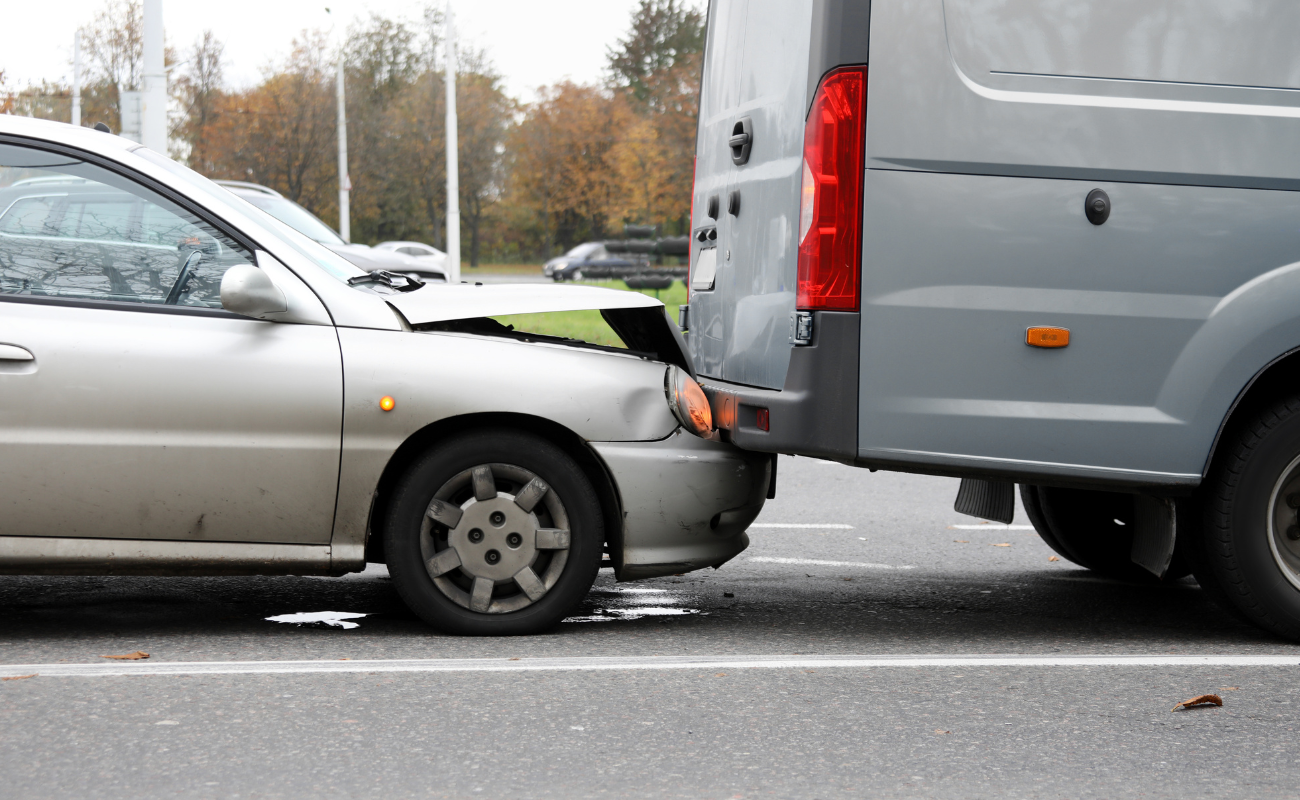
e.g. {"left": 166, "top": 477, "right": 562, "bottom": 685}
{"left": 690, "top": 0, "right": 815, "bottom": 389}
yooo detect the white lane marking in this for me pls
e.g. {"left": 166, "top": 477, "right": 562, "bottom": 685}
{"left": 949, "top": 525, "right": 1036, "bottom": 530}
{"left": 2, "top": 654, "right": 1296, "bottom": 679}
{"left": 750, "top": 556, "right": 916, "bottom": 570}
{"left": 750, "top": 523, "right": 854, "bottom": 529}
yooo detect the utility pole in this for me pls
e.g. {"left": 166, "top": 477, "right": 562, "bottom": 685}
{"left": 141, "top": 0, "right": 166, "bottom": 151}
{"left": 71, "top": 31, "right": 81, "bottom": 127}
{"left": 337, "top": 59, "right": 351, "bottom": 243}
{"left": 445, "top": 2, "right": 461, "bottom": 283}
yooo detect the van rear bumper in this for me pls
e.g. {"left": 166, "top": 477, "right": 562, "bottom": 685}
{"left": 699, "top": 311, "right": 860, "bottom": 462}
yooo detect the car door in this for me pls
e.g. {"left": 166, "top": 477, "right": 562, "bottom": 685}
{"left": 0, "top": 142, "right": 343, "bottom": 544}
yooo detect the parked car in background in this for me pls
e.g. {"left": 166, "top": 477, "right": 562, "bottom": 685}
{"left": 375, "top": 240, "right": 448, "bottom": 281}
{"left": 0, "top": 116, "right": 770, "bottom": 635}
{"left": 544, "top": 242, "right": 622, "bottom": 279}
{"left": 686, "top": 0, "right": 1300, "bottom": 641}
{"left": 215, "top": 181, "right": 447, "bottom": 283}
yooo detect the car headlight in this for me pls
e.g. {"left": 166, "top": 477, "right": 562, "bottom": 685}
{"left": 665, "top": 365, "right": 712, "bottom": 437}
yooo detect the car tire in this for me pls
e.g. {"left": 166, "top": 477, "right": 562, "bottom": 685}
{"left": 1021, "top": 485, "right": 1191, "bottom": 582}
{"left": 1019, "top": 484, "right": 1084, "bottom": 565}
{"left": 384, "top": 429, "right": 604, "bottom": 636}
{"left": 1191, "top": 396, "right": 1300, "bottom": 641}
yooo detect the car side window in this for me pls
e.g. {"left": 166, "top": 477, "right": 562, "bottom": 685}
{"left": 0, "top": 143, "right": 256, "bottom": 309}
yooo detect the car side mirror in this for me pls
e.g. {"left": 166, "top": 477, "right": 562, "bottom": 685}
{"left": 220, "top": 265, "right": 288, "bottom": 319}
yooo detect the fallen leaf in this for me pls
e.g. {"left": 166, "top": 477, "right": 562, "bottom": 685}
{"left": 100, "top": 651, "right": 149, "bottom": 660}
{"left": 1, "top": 674, "right": 36, "bottom": 681}
{"left": 991, "top": 543, "right": 1011, "bottom": 547}
{"left": 508, "top": 657, "right": 521, "bottom": 661}
{"left": 842, "top": 578, "right": 852, "bottom": 582}
{"left": 1172, "top": 694, "right": 1223, "bottom": 712}
{"left": 805, "top": 670, "right": 816, "bottom": 673}
{"left": 1219, "top": 686, "right": 1240, "bottom": 691}
{"left": 953, "top": 540, "right": 969, "bottom": 543}
{"left": 715, "top": 673, "right": 727, "bottom": 677}
{"left": 1048, "top": 556, "right": 1060, "bottom": 562}
{"left": 934, "top": 729, "right": 950, "bottom": 735}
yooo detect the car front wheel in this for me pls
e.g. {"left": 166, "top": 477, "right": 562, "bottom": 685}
{"left": 384, "top": 429, "right": 604, "bottom": 635}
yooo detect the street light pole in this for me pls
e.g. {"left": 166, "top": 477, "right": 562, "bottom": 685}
{"left": 337, "top": 59, "right": 351, "bottom": 243}
{"left": 141, "top": 0, "right": 166, "bottom": 151}
{"left": 72, "top": 31, "right": 81, "bottom": 127}
{"left": 445, "top": 2, "right": 461, "bottom": 283}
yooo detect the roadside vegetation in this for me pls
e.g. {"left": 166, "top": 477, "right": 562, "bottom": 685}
{"left": 494, "top": 279, "right": 686, "bottom": 347}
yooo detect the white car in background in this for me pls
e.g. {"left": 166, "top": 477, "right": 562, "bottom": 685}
{"left": 215, "top": 181, "right": 448, "bottom": 284}
{"left": 0, "top": 116, "right": 769, "bottom": 635}
{"left": 376, "top": 240, "right": 448, "bottom": 271}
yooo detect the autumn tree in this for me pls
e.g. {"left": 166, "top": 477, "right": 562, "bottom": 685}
{"left": 508, "top": 83, "right": 630, "bottom": 258}
{"left": 606, "top": 0, "right": 705, "bottom": 235}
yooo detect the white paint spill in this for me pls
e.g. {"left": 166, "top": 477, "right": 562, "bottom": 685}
{"left": 750, "top": 523, "right": 854, "bottom": 529}
{"left": 948, "top": 524, "right": 1035, "bottom": 530}
{"left": 749, "top": 556, "right": 916, "bottom": 570}
{"left": 265, "top": 611, "right": 370, "bottom": 629}
{"left": 566, "top": 607, "right": 702, "bottom": 623}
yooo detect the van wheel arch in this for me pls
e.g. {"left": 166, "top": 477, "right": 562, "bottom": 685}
{"left": 1205, "top": 346, "right": 1300, "bottom": 482}
{"left": 363, "top": 413, "right": 624, "bottom": 568}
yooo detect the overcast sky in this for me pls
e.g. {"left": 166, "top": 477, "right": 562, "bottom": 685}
{"left": 1, "top": 0, "right": 662, "bottom": 102}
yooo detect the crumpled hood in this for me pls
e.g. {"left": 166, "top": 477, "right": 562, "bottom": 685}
{"left": 384, "top": 282, "right": 661, "bottom": 324}
{"left": 384, "top": 283, "right": 695, "bottom": 376}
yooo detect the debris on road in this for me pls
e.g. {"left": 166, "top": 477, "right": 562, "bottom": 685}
{"left": 1172, "top": 694, "right": 1223, "bottom": 712}
{"left": 1, "top": 674, "right": 37, "bottom": 681}
{"left": 100, "top": 651, "right": 149, "bottom": 660}
{"left": 934, "top": 729, "right": 951, "bottom": 735}
{"left": 265, "top": 611, "right": 369, "bottom": 630}
{"left": 953, "top": 540, "right": 969, "bottom": 543}
{"left": 1048, "top": 556, "right": 1060, "bottom": 562}
{"left": 991, "top": 543, "right": 1011, "bottom": 547}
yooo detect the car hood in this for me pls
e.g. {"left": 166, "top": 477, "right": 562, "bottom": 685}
{"left": 384, "top": 283, "right": 694, "bottom": 375}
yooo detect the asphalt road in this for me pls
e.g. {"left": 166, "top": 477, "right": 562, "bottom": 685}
{"left": 2, "top": 456, "right": 1298, "bottom": 799}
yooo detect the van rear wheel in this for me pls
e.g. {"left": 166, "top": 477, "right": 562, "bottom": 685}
{"left": 1192, "top": 397, "right": 1300, "bottom": 641}
{"left": 1020, "top": 485, "right": 1190, "bottom": 582}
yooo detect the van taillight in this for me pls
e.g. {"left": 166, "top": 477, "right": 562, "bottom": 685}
{"left": 797, "top": 67, "right": 866, "bottom": 311}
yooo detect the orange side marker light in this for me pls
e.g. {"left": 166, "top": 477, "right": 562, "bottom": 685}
{"left": 1026, "top": 327, "right": 1070, "bottom": 348}
{"left": 379, "top": 395, "right": 396, "bottom": 411}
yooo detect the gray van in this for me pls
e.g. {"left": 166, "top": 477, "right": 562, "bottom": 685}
{"left": 682, "top": 0, "right": 1300, "bottom": 640}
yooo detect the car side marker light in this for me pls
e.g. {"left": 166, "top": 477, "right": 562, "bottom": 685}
{"left": 1026, "top": 327, "right": 1070, "bottom": 348}
{"left": 379, "top": 395, "right": 397, "bottom": 411}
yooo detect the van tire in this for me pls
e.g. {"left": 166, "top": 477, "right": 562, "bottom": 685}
{"left": 1192, "top": 397, "right": 1300, "bottom": 641}
{"left": 384, "top": 429, "right": 604, "bottom": 636}
{"left": 1021, "top": 485, "right": 1190, "bottom": 583}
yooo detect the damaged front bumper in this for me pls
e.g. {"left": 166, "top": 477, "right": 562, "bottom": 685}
{"left": 592, "top": 429, "right": 771, "bottom": 581}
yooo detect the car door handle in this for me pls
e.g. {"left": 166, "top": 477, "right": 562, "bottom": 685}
{"left": 0, "top": 344, "right": 35, "bottom": 362}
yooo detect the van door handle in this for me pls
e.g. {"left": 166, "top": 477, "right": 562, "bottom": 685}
{"left": 728, "top": 133, "right": 751, "bottom": 148}
{"left": 0, "top": 344, "right": 35, "bottom": 361}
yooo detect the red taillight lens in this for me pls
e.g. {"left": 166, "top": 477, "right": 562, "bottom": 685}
{"left": 797, "top": 67, "right": 867, "bottom": 311}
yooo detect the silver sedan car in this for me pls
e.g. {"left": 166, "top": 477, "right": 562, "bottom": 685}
{"left": 0, "top": 116, "right": 769, "bottom": 635}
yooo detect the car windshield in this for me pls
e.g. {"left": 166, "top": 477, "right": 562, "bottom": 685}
{"left": 237, "top": 195, "right": 346, "bottom": 246}
{"left": 564, "top": 243, "right": 601, "bottom": 259}
{"left": 132, "top": 148, "right": 364, "bottom": 282}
